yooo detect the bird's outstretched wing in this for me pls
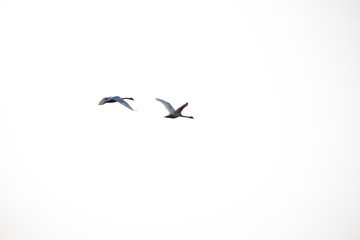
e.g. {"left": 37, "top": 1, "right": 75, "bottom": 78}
{"left": 110, "top": 96, "right": 134, "bottom": 111}
{"left": 174, "top": 102, "right": 188, "bottom": 114}
{"left": 98, "top": 97, "right": 109, "bottom": 105}
{"left": 155, "top": 98, "right": 175, "bottom": 113}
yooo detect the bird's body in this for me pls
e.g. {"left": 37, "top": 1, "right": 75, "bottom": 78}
{"left": 98, "top": 96, "right": 134, "bottom": 111}
{"left": 155, "top": 98, "right": 194, "bottom": 119}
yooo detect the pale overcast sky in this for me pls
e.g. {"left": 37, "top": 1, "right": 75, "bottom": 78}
{"left": 1, "top": 1, "right": 360, "bottom": 239}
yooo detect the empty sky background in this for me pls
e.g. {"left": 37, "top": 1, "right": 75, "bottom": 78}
{"left": 1, "top": 0, "right": 360, "bottom": 239}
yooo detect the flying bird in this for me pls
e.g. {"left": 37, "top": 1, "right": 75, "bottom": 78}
{"left": 155, "top": 98, "right": 194, "bottom": 119}
{"left": 98, "top": 96, "right": 134, "bottom": 111}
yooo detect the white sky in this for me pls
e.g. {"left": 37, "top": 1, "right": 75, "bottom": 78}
{"left": 1, "top": 0, "right": 360, "bottom": 239}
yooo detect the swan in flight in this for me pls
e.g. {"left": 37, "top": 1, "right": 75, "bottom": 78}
{"left": 155, "top": 98, "right": 194, "bottom": 119}
{"left": 98, "top": 96, "right": 134, "bottom": 111}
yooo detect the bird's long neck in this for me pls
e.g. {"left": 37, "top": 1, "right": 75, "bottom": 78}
{"left": 181, "top": 115, "right": 194, "bottom": 119}
{"left": 123, "top": 97, "right": 134, "bottom": 101}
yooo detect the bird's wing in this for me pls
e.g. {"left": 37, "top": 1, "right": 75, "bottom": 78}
{"left": 155, "top": 98, "right": 175, "bottom": 113}
{"left": 98, "top": 97, "right": 109, "bottom": 105}
{"left": 174, "top": 102, "right": 189, "bottom": 114}
{"left": 112, "top": 96, "right": 134, "bottom": 111}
